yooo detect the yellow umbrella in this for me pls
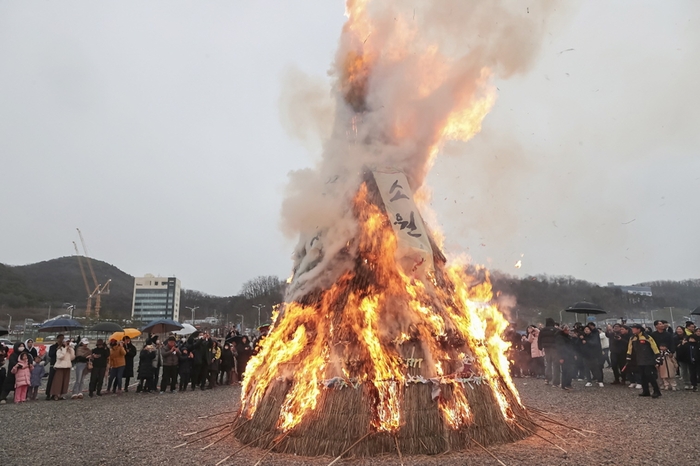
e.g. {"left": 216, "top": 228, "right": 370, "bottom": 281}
{"left": 108, "top": 328, "right": 142, "bottom": 342}
{"left": 123, "top": 328, "right": 142, "bottom": 339}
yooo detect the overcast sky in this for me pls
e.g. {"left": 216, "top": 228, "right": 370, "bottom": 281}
{"left": 1, "top": 1, "right": 698, "bottom": 297}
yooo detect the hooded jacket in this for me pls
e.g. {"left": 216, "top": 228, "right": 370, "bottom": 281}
{"left": 627, "top": 333, "right": 660, "bottom": 366}
{"left": 30, "top": 363, "right": 46, "bottom": 387}
{"left": 11, "top": 356, "right": 32, "bottom": 387}
{"left": 24, "top": 340, "right": 39, "bottom": 360}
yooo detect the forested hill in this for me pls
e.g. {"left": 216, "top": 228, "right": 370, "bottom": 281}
{"left": 0, "top": 257, "right": 134, "bottom": 316}
{"left": 491, "top": 273, "right": 700, "bottom": 322}
{"left": 2, "top": 256, "right": 699, "bottom": 324}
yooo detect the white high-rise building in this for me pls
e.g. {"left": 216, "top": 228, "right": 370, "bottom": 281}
{"left": 131, "top": 274, "right": 181, "bottom": 322}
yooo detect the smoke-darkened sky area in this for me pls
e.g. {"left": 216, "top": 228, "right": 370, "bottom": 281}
{"left": 1, "top": 1, "right": 698, "bottom": 296}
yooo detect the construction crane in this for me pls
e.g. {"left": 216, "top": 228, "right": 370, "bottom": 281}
{"left": 74, "top": 229, "right": 111, "bottom": 318}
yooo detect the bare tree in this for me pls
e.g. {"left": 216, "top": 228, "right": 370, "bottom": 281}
{"left": 240, "top": 275, "right": 284, "bottom": 300}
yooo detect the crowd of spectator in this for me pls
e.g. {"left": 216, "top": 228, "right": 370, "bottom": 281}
{"left": 0, "top": 330, "right": 263, "bottom": 404}
{"left": 507, "top": 318, "right": 700, "bottom": 398}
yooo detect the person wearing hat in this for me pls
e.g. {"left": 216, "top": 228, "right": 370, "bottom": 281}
{"left": 71, "top": 338, "right": 92, "bottom": 399}
{"left": 160, "top": 336, "right": 180, "bottom": 394}
{"left": 626, "top": 323, "right": 662, "bottom": 398}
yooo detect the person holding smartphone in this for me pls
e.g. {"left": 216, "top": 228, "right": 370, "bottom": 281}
{"left": 50, "top": 338, "right": 75, "bottom": 400}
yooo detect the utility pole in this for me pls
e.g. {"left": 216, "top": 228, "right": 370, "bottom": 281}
{"left": 6, "top": 314, "right": 11, "bottom": 335}
{"left": 253, "top": 304, "right": 265, "bottom": 328}
{"left": 185, "top": 306, "right": 199, "bottom": 325}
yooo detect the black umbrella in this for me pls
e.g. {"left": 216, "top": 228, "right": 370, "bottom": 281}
{"left": 0, "top": 325, "right": 8, "bottom": 336}
{"left": 691, "top": 307, "right": 700, "bottom": 316}
{"left": 38, "top": 318, "right": 84, "bottom": 333}
{"left": 564, "top": 301, "right": 607, "bottom": 316}
{"left": 141, "top": 318, "right": 183, "bottom": 334}
{"left": 91, "top": 322, "right": 124, "bottom": 333}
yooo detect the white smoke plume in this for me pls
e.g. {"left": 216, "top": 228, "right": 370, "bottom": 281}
{"left": 279, "top": 0, "right": 563, "bottom": 297}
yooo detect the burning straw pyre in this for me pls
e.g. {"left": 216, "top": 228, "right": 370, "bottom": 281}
{"left": 232, "top": 0, "right": 541, "bottom": 458}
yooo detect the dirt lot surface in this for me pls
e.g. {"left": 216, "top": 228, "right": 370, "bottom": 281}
{"left": 1, "top": 374, "right": 697, "bottom": 465}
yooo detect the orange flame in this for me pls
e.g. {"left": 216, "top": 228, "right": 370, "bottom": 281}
{"left": 240, "top": 0, "right": 519, "bottom": 436}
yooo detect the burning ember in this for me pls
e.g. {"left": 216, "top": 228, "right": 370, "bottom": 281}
{"left": 233, "top": 0, "right": 539, "bottom": 457}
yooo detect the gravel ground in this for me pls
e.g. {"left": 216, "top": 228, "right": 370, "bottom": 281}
{"left": 1, "top": 370, "right": 698, "bottom": 466}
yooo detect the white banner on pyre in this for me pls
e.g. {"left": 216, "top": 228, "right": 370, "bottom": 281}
{"left": 372, "top": 169, "right": 435, "bottom": 278}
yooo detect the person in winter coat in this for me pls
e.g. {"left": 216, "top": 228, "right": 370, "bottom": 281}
{"left": 71, "top": 338, "right": 92, "bottom": 399}
{"left": 537, "top": 318, "right": 559, "bottom": 386}
{"left": 207, "top": 340, "right": 222, "bottom": 389}
{"left": 151, "top": 335, "right": 163, "bottom": 391}
{"left": 219, "top": 343, "right": 236, "bottom": 385}
{"left": 650, "top": 320, "right": 674, "bottom": 353}
{"left": 673, "top": 326, "right": 691, "bottom": 390}
{"left": 11, "top": 352, "right": 33, "bottom": 403}
{"left": 683, "top": 329, "right": 700, "bottom": 391}
{"left": 123, "top": 336, "right": 137, "bottom": 392}
{"left": 137, "top": 341, "right": 157, "bottom": 393}
{"left": 50, "top": 340, "right": 75, "bottom": 400}
{"left": 0, "top": 342, "right": 26, "bottom": 404}
{"left": 580, "top": 326, "right": 604, "bottom": 387}
{"left": 607, "top": 324, "right": 630, "bottom": 385}
{"left": 29, "top": 355, "right": 45, "bottom": 400}
{"left": 236, "top": 336, "right": 253, "bottom": 382}
{"left": 107, "top": 339, "right": 127, "bottom": 394}
{"left": 190, "top": 334, "right": 210, "bottom": 390}
{"left": 556, "top": 325, "right": 576, "bottom": 390}
{"left": 526, "top": 326, "right": 545, "bottom": 378}
{"left": 160, "top": 336, "right": 180, "bottom": 394}
{"left": 89, "top": 339, "right": 110, "bottom": 397}
{"left": 45, "top": 334, "right": 64, "bottom": 400}
{"left": 178, "top": 347, "right": 194, "bottom": 392}
{"left": 657, "top": 346, "right": 679, "bottom": 390}
{"left": 599, "top": 330, "right": 611, "bottom": 368}
{"left": 626, "top": 324, "right": 662, "bottom": 398}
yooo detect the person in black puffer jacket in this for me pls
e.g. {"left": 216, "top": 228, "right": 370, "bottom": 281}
{"left": 684, "top": 329, "right": 700, "bottom": 391}
{"left": 580, "top": 326, "right": 604, "bottom": 386}
{"left": 538, "top": 318, "right": 559, "bottom": 386}
{"left": 556, "top": 326, "right": 576, "bottom": 390}
{"left": 137, "top": 340, "right": 157, "bottom": 393}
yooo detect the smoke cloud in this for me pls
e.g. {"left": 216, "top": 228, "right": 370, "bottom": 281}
{"left": 279, "top": 1, "right": 565, "bottom": 296}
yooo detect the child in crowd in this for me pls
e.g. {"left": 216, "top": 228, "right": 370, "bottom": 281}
{"left": 11, "top": 352, "right": 33, "bottom": 403}
{"left": 29, "top": 355, "right": 46, "bottom": 400}
{"left": 657, "top": 345, "right": 678, "bottom": 390}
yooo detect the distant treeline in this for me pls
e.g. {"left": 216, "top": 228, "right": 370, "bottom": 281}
{"left": 2, "top": 257, "right": 698, "bottom": 326}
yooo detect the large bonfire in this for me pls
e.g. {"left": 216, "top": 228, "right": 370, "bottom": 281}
{"left": 233, "top": 0, "right": 545, "bottom": 458}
